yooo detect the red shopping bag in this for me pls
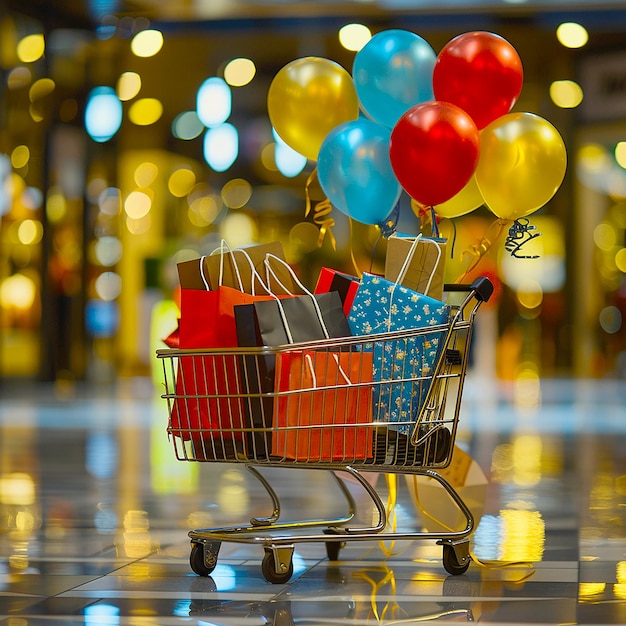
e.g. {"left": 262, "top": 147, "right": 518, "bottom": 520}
{"left": 314, "top": 267, "right": 360, "bottom": 316}
{"left": 272, "top": 350, "right": 374, "bottom": 462}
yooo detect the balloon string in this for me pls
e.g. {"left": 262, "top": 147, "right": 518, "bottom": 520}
{"left": 454, "top": 218, "right": 512, "bottom": 283}
{"left": 410, "top": 199, "right": 440, "bottom": 238}
{"left": 348, "top": 217, "right": 363, "bottom": 279}
{"left": 305, "top": 168, "right": 336, "bottom": 250}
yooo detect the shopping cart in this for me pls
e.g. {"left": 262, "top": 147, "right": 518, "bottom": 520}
{"left": 157, "top": 277, "right": 493, "bottom": 583}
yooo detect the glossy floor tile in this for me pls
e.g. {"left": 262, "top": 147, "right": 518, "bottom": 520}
{"left": 0, "top": 375, "right": 625, "bottom": 625}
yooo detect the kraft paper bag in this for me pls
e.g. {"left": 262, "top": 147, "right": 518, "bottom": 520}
{"left": 177, "top": 240, "right": 299, "bottom": 295}
{"left": 384, "top": 234, "right": 447, "bottom": 301}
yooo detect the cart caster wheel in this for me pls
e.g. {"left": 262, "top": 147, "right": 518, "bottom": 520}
{"left": 261, "top": 549, "right": 294, "bottom": 584}
{"left": 442, "top": 544, "right": 471, "bottom": 575}
{"left": 325, "top": 540, "right": 344, "bottom": 561}
{"left": 190, "top": 542, "right": 217, "bottom": 577}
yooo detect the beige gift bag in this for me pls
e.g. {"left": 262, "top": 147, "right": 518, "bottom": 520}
{"left": 177, "top": 240, "right": 298, "bottom": 294}
{"left": 384, "top": 234, "right": 447, "bottom": 301}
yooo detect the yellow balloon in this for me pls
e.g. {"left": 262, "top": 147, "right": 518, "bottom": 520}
{"left": 267, "top": 57, "right": 360, "bottom": 161}
{"left": 434, "top": 175, "right": 484, "bottom": 219}
{"left": 475, "top": 112, "right": 567, "bottom": 220}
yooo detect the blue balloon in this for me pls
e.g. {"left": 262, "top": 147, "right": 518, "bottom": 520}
{"left": 353, "top": 29, "right": 436, "bottom": 129}
{"left": 317, "top": 118, "right": 402, "bottom": 226}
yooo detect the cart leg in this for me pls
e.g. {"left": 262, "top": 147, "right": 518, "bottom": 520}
{"left": 189, "top": 540, "right": 221, "bottom": 576}
{"left": 261, "top": 545, "right": 295, "bottom": 584}
{"left": 246, "top": 465, "right": 281, "bottom": 526}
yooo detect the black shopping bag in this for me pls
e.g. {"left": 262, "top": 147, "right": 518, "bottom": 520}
{"left": 235, "top": 290, "right": 351, "bottom": 459}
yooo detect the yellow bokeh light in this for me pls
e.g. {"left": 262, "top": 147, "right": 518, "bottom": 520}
{"left": 578, "top": 144, "right": 611, "bottom": 173}
{"left": 124, "top": 190, "right": 152, "bottom": 219}
{"left": 594, "top": 222, "right": 617, "bottom": 251}
{"left": 17, "top": 33, "right": 45, "bottom": 63}
{"left": 128, "top": 98, "right": 163, "bottom": 126}
{"left": 94, "top": 272, "right": 122, "bottom": 301}
{"left": 47, "top": 189, "right": 67, "bottom": 222}
{"left": 29, "top": 77, "right": 55, "bottom": 102}
{"left": 556, "top": 22, "right": 589, "bottom": 49}
{"left": 126, "top": 214, "right": 151, "bottom": 235}
{"left": 188, "top": 196, "right": 220, "bottom": 226}
{"left": 615, "top": 142, "right": 626, "bottom": 170}
{"left": 168, "top": 168, "right": 196, "bottom": 198}
{"left": 0, "top": 473, "right": 36, "bottom": 505}
{"left": 221, "top": 178, "right": 252, "bottom": 209}
{"left": 0, "top": 274, "right": 37, "bottom": 310}
{"left": 224, "top": 58, "right": 256, "bottom": 87}
{"left": 17, "top": 219, "right": 43, "bottom": 245}
{"left": 117, "top": 71, "right": 142, "bottom": 101}
{"left": 134, "top": 161, "right": 158, "bottom": 187}
{"left": 11, "top": 145, "right": 30, "bottom": 169}
{"left": 615, "top": 248, "right": 626, "bottom": 273}
{"left": 130, "top": 29, "right": 164, "bottom": 57}
{"left": 338, "top": 23, "right": 372, "bottom": 51}
{"left": 549, "top": 80, "right": 583, "bottom": 109}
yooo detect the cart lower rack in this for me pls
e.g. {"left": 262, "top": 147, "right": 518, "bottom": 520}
{"left": 157, "top": 277, "right": 493, "bottom": 583}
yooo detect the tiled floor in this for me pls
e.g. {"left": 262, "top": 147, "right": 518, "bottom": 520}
{"left": 0, "top": 374, "right": 625, "bottom": 625}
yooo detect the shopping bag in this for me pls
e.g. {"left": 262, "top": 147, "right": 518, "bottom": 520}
{"left": 405, "top": 446, "right": 488, "bottom": 532}
{"left": 272, "top": 350, "right": 374, "bottom": 462}
{"left": 170, "top": 254, "right": 273, "bottom": 460}
{"left": 314, "top": 267, "right": 360, "bottom": 316}
{"left": 348, "top": 272, "right": 450, "bottom": 434}
{"left": 234, "top": 254, "right": 352, "bottom": 458}
{"left": 384, "top": 233, "right": 447, "bottom": 301}
{"left": 177, "top": 240, "right": 298, "bottom": 295}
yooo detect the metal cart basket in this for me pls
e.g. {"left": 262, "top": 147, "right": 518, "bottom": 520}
{"left": 157, "top": 277, "right": 493, "bottom": 583}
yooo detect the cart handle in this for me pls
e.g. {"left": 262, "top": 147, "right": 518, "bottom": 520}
{"left": 444, "top": 277, "right": 494, "bottom": 303}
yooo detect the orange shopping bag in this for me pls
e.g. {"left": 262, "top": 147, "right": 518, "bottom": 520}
{"left": 272, "top": 350, "right": 374, "bottom": 462}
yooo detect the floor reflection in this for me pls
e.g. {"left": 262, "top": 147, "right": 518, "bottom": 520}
{"left": 0, "top": 376, "right": 624, "bottom": 624}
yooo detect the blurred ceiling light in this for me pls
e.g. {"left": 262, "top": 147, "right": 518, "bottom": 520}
{"left": 17, "top": 34, "right": 45, "bottom": 63}
{"left": 130, "top": 29, "right": 163, "bottom": 57}
{"left": 203, "top": 123, "right": 238, "bottom": 172}
{"left": 168, "top": 167, "right": 196, "bottom": 197}
{"left": 338, "top": 23, "right": 372, "bottom": 52}
{"left": 224, "top": 58, "right": 256, "bottom": 87}
{"left": 549, "top": 80, "right": 583, "bottom": 109}
{"left": 172, "top": 111, "right": 204, "bottom": 140}
{"left": 556, "top": 22, "right": 589, "bottom": 48}
{"left": 197, "top": 77, "right": 231, "bottom": 127}
{"left": 128, "top": 97, "right": 163, "bottom": 125}
{"left": 117, "top": 71, "right": 141, "bottom": 101}
{"left": 85, "top": 86, "right": 122, "bottom": 142}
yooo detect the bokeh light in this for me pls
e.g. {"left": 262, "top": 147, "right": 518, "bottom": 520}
{"left": 172, "top": 111, "right": 204, "bottom": 140}
{"left": 556, "top": 22, "right": 589, "bottom": 48}
{"left": 550, "top": 80, "right": 583, "bottom": 109}
{"left": 168, "top": 167, "right": 196, "bottom": 197}
{"left": 196, "top": 77, "right": 231, "bottom": 127}
{"left": 128, "top": 98, "right": 163, "bottom": 125}
{"left": 131, "top": 29, "right": 164, "bottom": 57}
{"left": 17, "top": 34, "right": 45, "bottom": 63}
{"left": 224, "top": 58, "right": 256, "bottom": 87}
{"left": 338, "top": 23, "right": 372, "bottom": 51}
{"left": 117, "top": 71, "right": 142, "bottom": 101}
{"left": 85, "top": 86, "right": 123, "bottom": 142}
{"left": 203, "top": 123, "right": 238, "bottom": 172}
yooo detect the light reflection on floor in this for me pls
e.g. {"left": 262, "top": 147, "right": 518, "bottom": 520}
{"left": 0, "top": 375, "right": 624, "bottom": 625}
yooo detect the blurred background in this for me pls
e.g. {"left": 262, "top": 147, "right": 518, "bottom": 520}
{"left": 0, "top": 0, "right": 625, "bottom": 387}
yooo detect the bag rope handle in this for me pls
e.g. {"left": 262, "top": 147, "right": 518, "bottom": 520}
{"left": 263, "top": 253, "right": 330, "bottom": 342}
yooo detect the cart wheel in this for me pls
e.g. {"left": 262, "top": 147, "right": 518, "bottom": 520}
{"left": 325, "top": 540, "right": 344, "bottom": 561}
{"left": 261, "top": 549, "right": 294, "bottom": 584}
{"left": 190, "top": 542, "right": 217, "bottom": 577}
{"left": 442, "top": 544, "right": 471, "bottom": 575}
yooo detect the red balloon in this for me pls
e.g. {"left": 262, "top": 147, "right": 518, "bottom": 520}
{"left": 433, "top": 31, "right": 523, "bottom": 130}
{"left": 389, "top": 101, "right": 480, "bottom": 207}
